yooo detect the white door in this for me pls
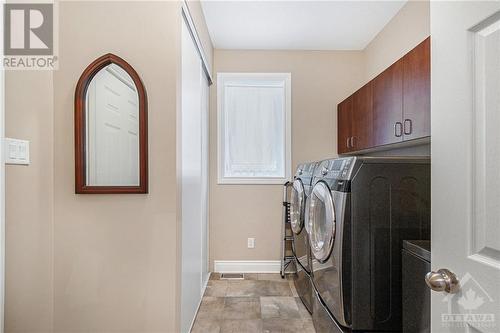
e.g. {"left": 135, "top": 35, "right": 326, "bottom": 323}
{"left": 431, "top": 3, "right": 500, "bottom": 332}
{"left": 181, "top": 17, "right": 209, "bottom": 333}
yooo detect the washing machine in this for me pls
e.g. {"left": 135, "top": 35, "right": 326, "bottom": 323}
{"left": 307, "top": 157, "right": 430, "bottom": 332}
{"left": 289, "top": 162, "right": 318, "bottom": 313}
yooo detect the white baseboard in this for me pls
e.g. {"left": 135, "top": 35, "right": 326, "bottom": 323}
{"left": 213, "top": 260, "right": 281, "bottom": 273}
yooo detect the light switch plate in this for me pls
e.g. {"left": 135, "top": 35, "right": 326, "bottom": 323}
{"left": 5, "top": 138, "right": 30, "bottom": 165}
{"left": 247, "top": 238, "right": 255, "bottom": 249}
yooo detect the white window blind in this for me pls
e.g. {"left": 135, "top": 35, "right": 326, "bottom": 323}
{"left": 217, "top": 73, "right": 291, "bottom": 184}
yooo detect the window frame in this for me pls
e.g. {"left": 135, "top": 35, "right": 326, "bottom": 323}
{"left": 217, "top": 72, "right": 292, "bottom": 185}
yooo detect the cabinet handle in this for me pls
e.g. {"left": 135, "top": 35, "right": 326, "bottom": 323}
{"left": 394, "top": 122, "right": 403, "bottom": 137}
{"left": 346, "top": 138, "right": 350, "bottom": 149}
{"left": 351, "top": 136, "right": 356, "bottom": 148}
{"left": 404, "top": 119, "right": 413, "bottom": 135}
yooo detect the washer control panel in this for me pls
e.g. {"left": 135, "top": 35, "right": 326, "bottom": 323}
{"left": 312, "top": 157, "right": 357, "bottom": 182}
{"left": 324, "top": 157, "right": 355, "bottom": 180}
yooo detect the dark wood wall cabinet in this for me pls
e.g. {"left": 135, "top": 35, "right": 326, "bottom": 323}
{"left": 338, "top": 37, "right": 430, "bottom": 154}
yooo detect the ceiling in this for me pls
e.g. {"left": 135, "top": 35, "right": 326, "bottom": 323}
{"left": 200, "top": 1, "right": 407, "bottom": 50}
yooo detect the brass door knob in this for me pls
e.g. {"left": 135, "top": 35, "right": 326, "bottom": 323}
{"left": 425, "top": 269, "right": 460, "bottom": 294}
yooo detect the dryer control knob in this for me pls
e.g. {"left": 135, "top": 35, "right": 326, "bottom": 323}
{"left": 321, "top": 167, "right": 328, "bottom": 175}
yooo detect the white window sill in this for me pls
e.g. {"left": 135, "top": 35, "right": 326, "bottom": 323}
{"left": 217, "top": 178, "right": 290, "bottom": 185}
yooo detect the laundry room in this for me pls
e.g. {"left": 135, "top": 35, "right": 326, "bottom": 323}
{"left": 2, "top": 0, "right": 500, "bottom": 333}
{"left": 201, "top": 1, "right": 433, "bottom": 331}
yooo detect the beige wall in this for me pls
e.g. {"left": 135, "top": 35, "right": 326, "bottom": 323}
{"left": 210, "top": 50, "right": 364, "bottom": 266}
{"left": 5, "top": 1, "right": 213, "bottom": 332}
{"left": 53, "top": 2, "right": 180, "bottom": 331}
{"left": 364, "top": 0, "right": 430, "bottom": 81}
{"left": 5, "top": 71, "right": 54, "bottom": 332}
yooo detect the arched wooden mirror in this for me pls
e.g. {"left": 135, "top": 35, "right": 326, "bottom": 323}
{"left": 75, "top": 53, "right": 148, "bottom": 194}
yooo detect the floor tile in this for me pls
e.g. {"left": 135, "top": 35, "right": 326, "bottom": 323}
{"left": 261, "top": 297, "right": 300, "bottom": 319}
{"left": 302, "top": 318, "right": 316, "bottom": 333}
{"left": 289, "top": 280, "right": 299, "bottom": 297}
{"left": 295, "top": 297, "right": 311, "bottom": 319}
{"left": 205, "top": 280, "right": 228, "bottom": 297}
{"left": 226, "top": 280, "right": 265, "bottom": 297}
{"left": 191, "top": 318, "right": 221, "bottom": 333}
{"left": 262, "top": 281, "right": 293, "bottom": 296}
{"left": 243, "top": 273, "right": 258, "bottom": 280}
{"left": 196, "top": 297, "right": 225, "bottom": 320}
{"left": 226, "top": 280, "right": 292, "bottom": 297}
{"left": 258, "top": 273, "right": 285, "bottom": 281}
{"left": 193, "top": 274, "right": 314, "bottom": 333}
{"left": 222, "top": 297, "right": 261, "bottom": 320}
{"left": 262, "top": 318, "right": 316, "bottom": 333}
{"left": 220, "top": 319, "right": 263, "bottom": 333}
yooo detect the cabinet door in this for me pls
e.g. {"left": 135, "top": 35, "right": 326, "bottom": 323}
{"left": 352, "top": 82, "right": 373, "bottom": 151}
{"left": 337, "top": 96, "right": 353, "bottom": 154}
{"left": 372, "top": 59, "right": 404, "bottom": 146}
{"left": 403, "top": 37, "right": 430, "bottom": 140}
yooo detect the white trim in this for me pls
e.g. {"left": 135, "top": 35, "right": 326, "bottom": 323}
{"left": 218, "top": 178, "right": 291, "bottom": 185}
{"left": 214, "top": 260, "right": 281, "bottom": 273}
{"left": 181, "top": 1, "right": 213, "bottom": 85}
{"left": 187, "top": 273, "right": 210, "bottom": 333}
{"left": 217, "top": 72, "right": 292, "bottom": 185}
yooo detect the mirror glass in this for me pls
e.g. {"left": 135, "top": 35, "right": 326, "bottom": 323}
{"left": 85, "top": 63, "right": 140, "bottom": 186}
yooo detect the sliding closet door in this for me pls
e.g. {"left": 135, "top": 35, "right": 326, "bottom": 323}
{"left": 200, "top": 74, "right": 209, "bottom": 287}
{"left": 180, "top": 18, "right": 209, "bottom": 333}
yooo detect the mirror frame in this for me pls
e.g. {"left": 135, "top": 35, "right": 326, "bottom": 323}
{"left": 74, "top": 53, "right": 148, "bottom": 194}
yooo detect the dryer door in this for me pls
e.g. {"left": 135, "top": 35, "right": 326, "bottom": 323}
{"left": 308, "top": 181, "right": 336, "bottom": 263}
{"left": 290, "top": 179, "right": 306, "bottom": 234}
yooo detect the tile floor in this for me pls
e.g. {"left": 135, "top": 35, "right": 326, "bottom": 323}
{"left": 191, "top": 273, "right": 316, "bottom": 333}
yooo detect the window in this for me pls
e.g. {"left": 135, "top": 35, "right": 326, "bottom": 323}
{"left": 217, "top": 73, "right": 291, "bottom": 184}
